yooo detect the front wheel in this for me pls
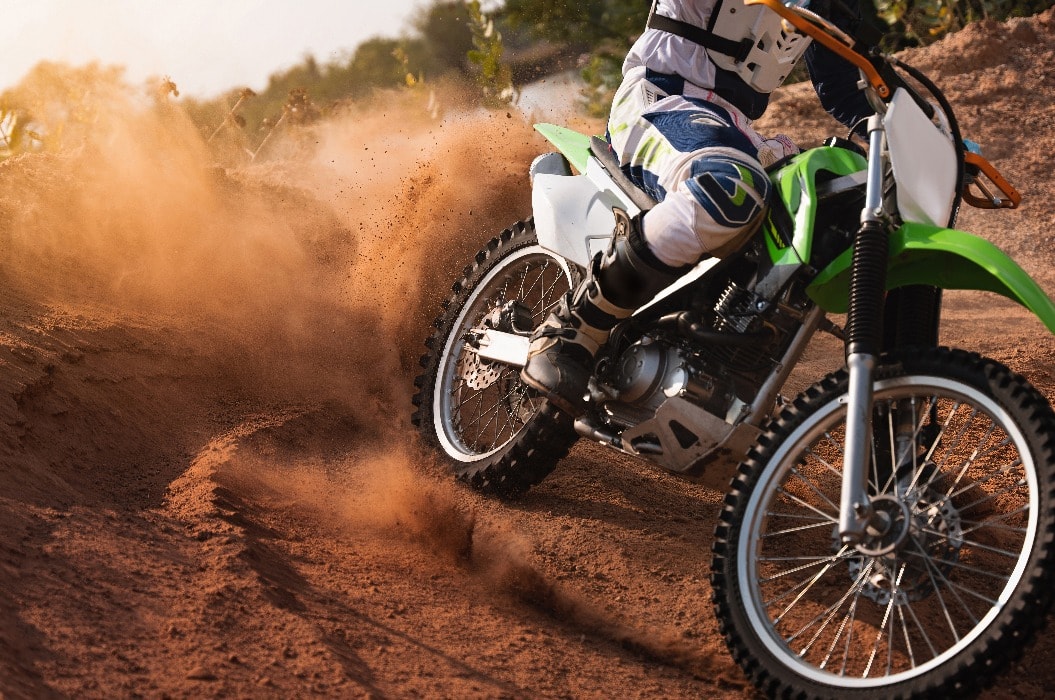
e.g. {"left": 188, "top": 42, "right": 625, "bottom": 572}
{"left": 712, "top": 347, "right": 1055, "bottom": 698}
{"left": 412, "top": 219, "right": 580, "bottom": 498}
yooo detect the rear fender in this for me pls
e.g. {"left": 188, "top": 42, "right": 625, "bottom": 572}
{"left": 534, "top": 123, "right": 593, "bottom": 173}
{"left": 531, "top": 124, "right": 638, "bottom": 267}
{"left": 808, "top": 222, "right": 1055, "bottom": 333}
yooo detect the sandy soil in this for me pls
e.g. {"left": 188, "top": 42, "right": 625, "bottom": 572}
{"left": 2, "top": 9, "right": 1055, "bottom": 699}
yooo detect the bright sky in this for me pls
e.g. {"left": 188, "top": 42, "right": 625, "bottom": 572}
{"left": 0, "top": 0, "right": 428, "bottom": 98}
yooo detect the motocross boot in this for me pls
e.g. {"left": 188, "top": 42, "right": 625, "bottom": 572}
{"left": 520, "top": 208, "right": 690, "bottom": 415}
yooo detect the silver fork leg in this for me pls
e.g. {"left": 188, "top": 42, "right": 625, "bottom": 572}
{"left": 841, "top": 352, "right": 876, "bottom": 543}
{"left": 839, "top": 116, "right": 888, "bottom": 544}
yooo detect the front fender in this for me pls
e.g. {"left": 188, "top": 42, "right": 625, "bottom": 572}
{"left": 808, "top": 222, "right": 1055, "bottom": 333}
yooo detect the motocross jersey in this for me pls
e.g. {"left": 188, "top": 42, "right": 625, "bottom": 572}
{"left": 626, "top": 0, "right": 873, "bottom": 125}
{"left": 626, "top": 0, "right": 779, "bottom": 118}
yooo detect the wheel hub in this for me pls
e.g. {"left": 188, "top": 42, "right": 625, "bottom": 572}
{"left": 847, "top": 491, "right": 963, "bottom": 604}
{"left": 459, "top": 302, "right": 533, "bottom": 391}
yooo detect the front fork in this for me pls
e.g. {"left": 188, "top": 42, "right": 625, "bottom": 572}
{"left": 840, "top": 114, "right": 890, "bottom": 544}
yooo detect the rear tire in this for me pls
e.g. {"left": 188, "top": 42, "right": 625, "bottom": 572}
{"left": 412, "top": 219, "right": 579, "bottom": 498}
{"left": 712, "top": 347, "right": 1055, "bottom": 698}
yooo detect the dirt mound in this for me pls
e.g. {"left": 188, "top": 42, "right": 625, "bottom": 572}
{"left": 3, "top": 9, "right": 1055, "bottom": 698}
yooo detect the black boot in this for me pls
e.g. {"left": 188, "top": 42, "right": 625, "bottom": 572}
{"left": 520, "top": 209, "right": 690, "bottom": 415}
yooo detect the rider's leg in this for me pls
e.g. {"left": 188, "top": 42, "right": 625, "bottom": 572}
{"left": 520, "top": 74, "right": 776, "bottom": 415}
{"left": 519, "top": 208, "right": 687, "bottom": 414}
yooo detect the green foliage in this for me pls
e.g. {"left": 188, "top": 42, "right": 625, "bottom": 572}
{"left": 0, "top": 61, "right": 129, "bottom": 158}
{"left": 579, "top": 44, "right": 627, "bottom": 118}
{"left": 0, "top": 107, "right": 35, "bottom": 158}
{"left": 877, "top": 0, "right": 1052, "bottom": 44}
{"left": 502, "top": 0, "right": 646, "bottom": 46}
{"left": 347, "top": 37, "right": 423, "bottom": 89}
{"left": 467, "top": 0, "right": 518, "bottom": 107}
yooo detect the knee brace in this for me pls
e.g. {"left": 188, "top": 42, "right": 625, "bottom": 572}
{"left": 686, "top": 155, "right": 771, "bottom": 230}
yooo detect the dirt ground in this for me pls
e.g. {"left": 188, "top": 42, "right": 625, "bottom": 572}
{"left": 2, "top": 9, "right": 1055, "bottom": 699}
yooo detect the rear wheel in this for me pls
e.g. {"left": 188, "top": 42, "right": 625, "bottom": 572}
{"left": 712, "top": 348, "right": 1055, "bottom": 698}
{"left": 412, "top": 219, "right": 579, "bottom": 497}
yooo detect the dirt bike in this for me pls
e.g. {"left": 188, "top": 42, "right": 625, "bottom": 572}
{"left": 412, "top": 1, "right": 1055, "bottom": 697}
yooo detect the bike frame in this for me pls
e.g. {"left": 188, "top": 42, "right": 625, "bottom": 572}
{"left": 526, "top": 3, "right": 1055, "bottom": 534}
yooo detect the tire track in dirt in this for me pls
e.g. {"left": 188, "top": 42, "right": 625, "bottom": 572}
{"left": 187, "top": 407, "right": 743, "bottom": 697}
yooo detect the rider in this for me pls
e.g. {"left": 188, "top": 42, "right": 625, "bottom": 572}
{"left": 520, "top": 0, "right": 877, "bottom": 414}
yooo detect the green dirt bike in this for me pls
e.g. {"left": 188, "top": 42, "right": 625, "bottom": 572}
{"left": 413, "top": 1, "right": 1055, "bottom": 696}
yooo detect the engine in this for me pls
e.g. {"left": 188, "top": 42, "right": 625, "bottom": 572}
{"left": 588, "top": 273, "right": 810, "bottom": 474}
{"left": 606, "top": 337, "right": 737, "bottom": 426}
{"left": 604, "top": 278, "right": 796, "bottom": 426}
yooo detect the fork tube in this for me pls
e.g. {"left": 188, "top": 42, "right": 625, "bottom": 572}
{"left": 840, "top": 115, "right": 889, "bottom": 544}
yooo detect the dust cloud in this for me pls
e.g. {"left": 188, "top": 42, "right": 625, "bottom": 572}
{"left": 0, "top": 70, "right": 544, "bottom": 423}
{"left": 0, "top": 64, "right": 689, "bottom": 665}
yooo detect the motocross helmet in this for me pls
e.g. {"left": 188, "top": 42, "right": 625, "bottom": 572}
{"left": 697, "top": 0, "right": 813, "bottom": 93}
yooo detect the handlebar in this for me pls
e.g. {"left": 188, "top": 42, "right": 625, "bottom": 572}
{"left": 963, "top": 152, "right": 1022, "bottom": 209}
{"left": 745, "top": 0, "right": 892, "bottom": 98}
{"left": 750, "top": 0, "right": 1021, "bottom": 213}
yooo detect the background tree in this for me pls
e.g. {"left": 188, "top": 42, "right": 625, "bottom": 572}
{"left": 415, "top": 1, "right": 477, "bottom": 77}
{"left": 10, "top": 0, "right": 1049, "bottom": 163}
{"left": 467, "top": 0, "right": 518, "bottom": 106}
{"left": 877, "top": 0, "right": 1051, "bottom": 44}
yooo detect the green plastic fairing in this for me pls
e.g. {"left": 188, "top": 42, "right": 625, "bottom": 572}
{"left": 765, "top": 147, "right": 868, "bottom": 267}
{"left": 808, "top": 222, "right": 1055, "bottom": 333}
{"left": 534, "top": 123, "right": 593, "bottom": 173}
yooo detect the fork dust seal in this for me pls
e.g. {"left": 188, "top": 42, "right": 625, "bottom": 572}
{"left": 844, "top": 219, "right": 889, "bottom": 359}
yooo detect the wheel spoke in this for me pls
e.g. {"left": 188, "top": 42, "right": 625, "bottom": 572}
{"left": 951, "top": 473, "right": 1025, "bottom": 511}
{"left": 789, "top": 464, "right": 842, "bottom": 514}
{"left": 760, "top": 550, "right": 857, "bottom": 589}
{"left": 760, "top": 518, "right": 837, "bottom": 539}
{"left": 916, "top": 524, "right": 1023, "bottom": 561}
{"left": 901, "top": 547, "right": 1012, "bottom": 582}
{"left": 804, "top": 429, "right": 848, "bottom": 483}
{"left": 772, "top": 545, "right": 853, "bottom": 624}
{"left": 794, "top": 558, "right": 874, "bottom": 653}
{"left": 908, "top": 535, "right": 983, "bottom": 629}
{"left": 819, "top": 569, "right": 865, "bottom": 673}
{"left": 863, "top": 564, "right": 905, "bottom": 678}
{"left": 726, "top": 355, "right": 1048, "bottom": 691}
{"left": 958, "top": 506, "right": 1029, "bottom": 537}
{"left": 437, "top": 247, "right": 573, "bottom": 458}
{"left": 928, "top": 402, "right": 978, "bottom": 474}
{"left": 901, "top": 585, "right": 940, "bottom": 660}
{"left": 774, "top": 485, "right": 840, "bottom": 527}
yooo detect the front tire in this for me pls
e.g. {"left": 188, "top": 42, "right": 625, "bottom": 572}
{"left": 712, "top": 348, "right": 1055, "bottom": 698}
{"left": 412, "top": 219, "right": 579, "bottom": 497}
